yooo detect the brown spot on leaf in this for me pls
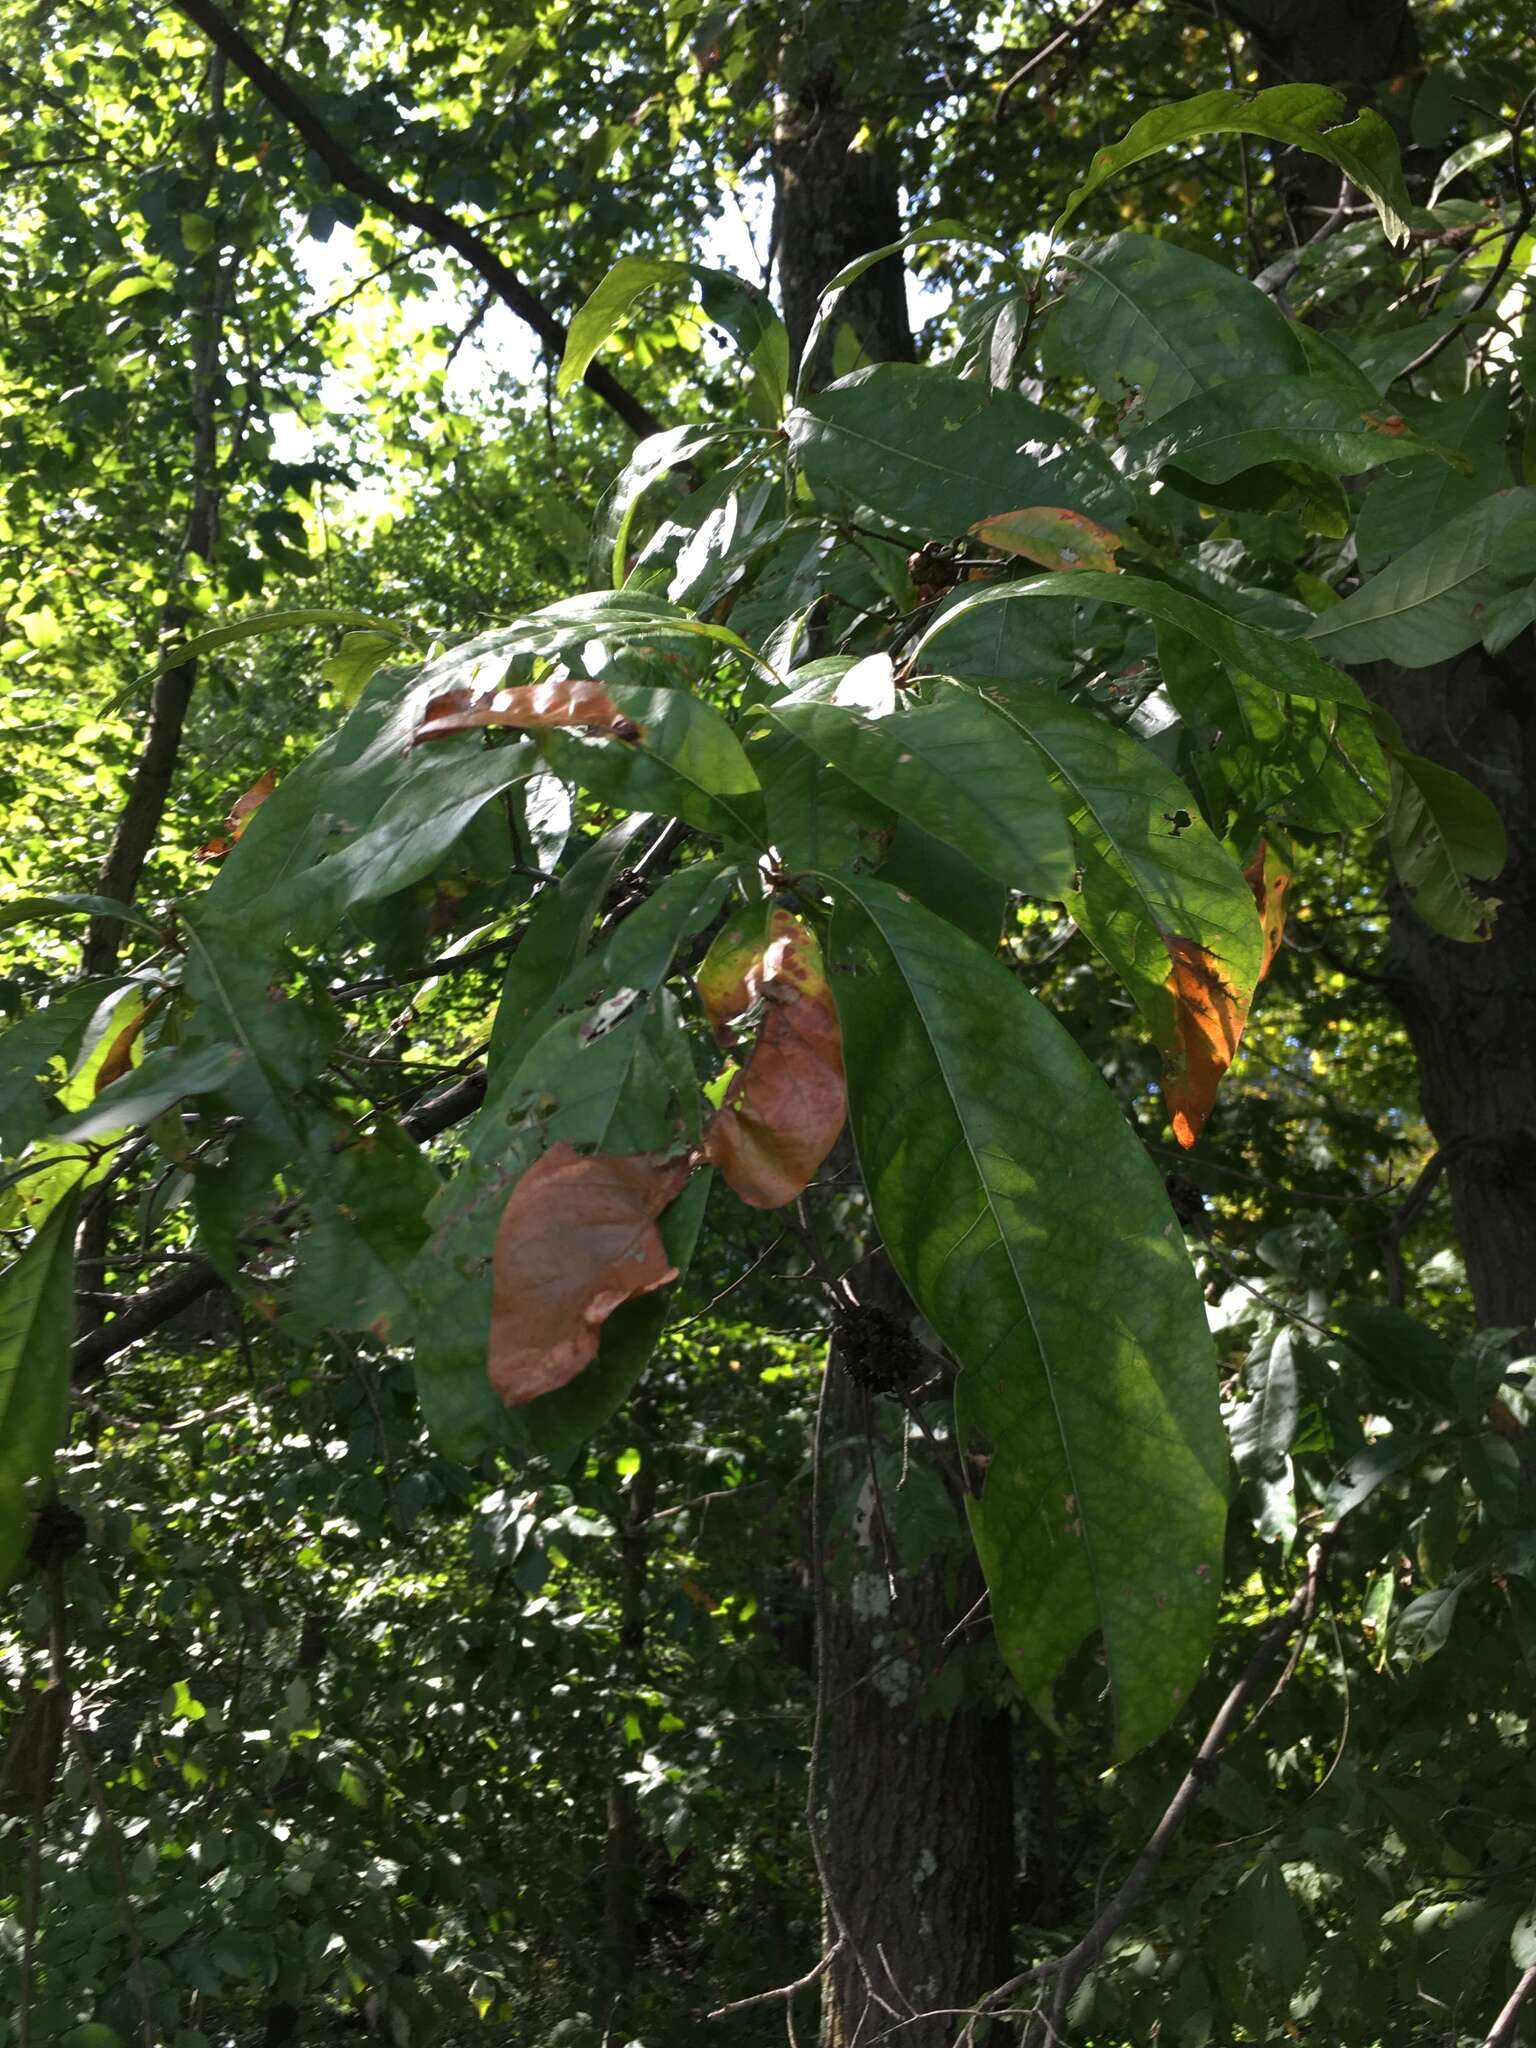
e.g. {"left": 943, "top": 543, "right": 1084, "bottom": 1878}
{"left": 414, "top": 677, "right": 642, "bottom": 746}
{"left": 488, "top": 1140, "right": 693, "bottom": 1406}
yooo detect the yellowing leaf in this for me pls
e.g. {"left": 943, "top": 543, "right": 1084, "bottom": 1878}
{"left": 197, "top": 770, "right": 276, "bottom": 861}
{"left": 970, "top": 506, "right": 1123, "bottom": 573}
{"left": 488, "top": 1141, "right": 693, "bottom": 1406}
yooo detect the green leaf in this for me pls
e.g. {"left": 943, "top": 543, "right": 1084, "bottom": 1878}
{"left": 1381, "top": 739, "right": 1505, "bottom": 942}
{"left": 1231, "top": 1328, "right": 1300, "bottom": 1479}
{"left": 922, "top": 569, "right": 1363, "bottom": 706}
{"left": 1354, "top": 388, "right": 1511, "bottom": 571}
{"left": 1430, "top": 130, "right": 1509, "bottom": 207}
{"left": 0, "top": 981, "right": 125, "bottom": 1157}
{"left": 320, "top": 629, "right": 400, "bottom": 708}
{"left": 594, "top": 425, "right": 764, "bottom": 588}
{"left": 0, "top": 1190, "right": 81, "bottom": 1583}
{"left": 1126, "top": 375, "right": 1445, "bottom": 488}
{"left": 558, "top": 254, "right": 789, "bottom": 418}
{"left": 539, "top": 684, "right": 763, "bottom": 844}
{"left": 768, "top": 688, "right": 1074, "bottom": 899}
{"left": 1511, "top": 1896, "right": 1536, "bottom": 1970}
{"left": 488, "top": 817, "right": 651, "bottom": 1078}
{"left": 0, "top": 892, "right": 159, "bottom": 935}
{"left": 744, "top": 716, "right": 897, "bottom": 875}
{"left": 1305, "top": 488, "right": 1536, "bottom": 667}
{"left": 1058, "top": 86, "right": 1415, "bottom": 245}
{"left": 876, "top": 822, "right": 1007, "bottom": 952}
{"left": 1052, "top": 234, "right": 1306, "bottom": 422}
{"left": 145, "top": 607, "right": 406, "bottom": 679}
{"left": 827, "top": 879, "right": 1226, "bottom": 1758}
{"left": 50, "top": 1042, "right": 248, "bottom": 1143}
{"left": 788, "top": 364, "right": 1128, "bottom": 543}
{"left": 795, "top": 219, "right": 993, "bottom": 398}
{"left": 967, "top": 687, "right": 1263, "bottom": 1040}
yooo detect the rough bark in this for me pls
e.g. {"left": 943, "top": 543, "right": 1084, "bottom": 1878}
{"left": 816, "top": 1262, "right": 1014, "bottom": 2047}
{"left": 1223, "top": 0, "right": 1419, "bottom": 86}
{"left": 773, "top": 79, "right": 913, "bottom": 390}
{"left": 1379, "top": 645, "right": 1536, "bottom": 1329}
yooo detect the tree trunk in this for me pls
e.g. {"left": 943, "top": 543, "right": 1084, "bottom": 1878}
{"left": 1247, "top": 0, "right": 1536, "bottom": 1332}
{"left": 815, "top": 1262, "right": 1014, "bottom": 2047}
{"left": 772, "top": 76, "right": 913, "bottom": 389}
{"left": 1380, "top": 645, "right": 1536, "bottom": 1328}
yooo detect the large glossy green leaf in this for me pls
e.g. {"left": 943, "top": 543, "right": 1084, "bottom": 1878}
{"left": 979, "top": 688, "right": 1264, "bottom": 1038}
{"left": 1058, "top": 86, "right": 1414, "bottom": 244}
{"left": 921, "top": 570, "right": 1363, "bottom": 706}
{"left": 144, "top": 607, "right": 406, "bottom": 680}
{"left": 745, "top": 716, "right": 897, "bottom": 874}
{"left": 787, "top": 364, "right": 1128, "bottom": 542}
{"left": 1052, "top": 235, "right": 1307, "bottom": 422}
{"left": 0, "top": 1190, "right": 81, "bottom": 1583}
{"left": 827, "top": 880, "right": 1227, "bottom": 1758}
{"left": 1125, "top": 374, "right": 1444, "bottom": 487}
{"left": 1305, "top": 488, "right": 1536, "bottom": 667}
{"left": 558, "top": 255, "right": 790, "bottom": 419}
{"left": 538, "top": 683, "right": 763, "bottom": 843}
{"left": 769, "top": 689, "right": 1074, "bottom": 899}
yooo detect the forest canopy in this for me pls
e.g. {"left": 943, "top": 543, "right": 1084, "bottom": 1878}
{"left": 2, "top": 2, "right": 1535, "bottom": 2045}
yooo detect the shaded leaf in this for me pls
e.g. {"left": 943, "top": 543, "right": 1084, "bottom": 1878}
{"left": 1125, "top": 375, "right": 1444, "bottom": 488}
{"left": 558, "top": 255, "right": 789, "bottom": 418}
{"left": 0, "top": 1191, "right": 81, "bottom": 1583}
{"left": 488, "top": 1140, "right": 693, "bottom": 1406}
{"left": 1058, "top": 86, "right": 1414, "bottom": 244}
{"left": 321, "top": 629, "right": 402, "bottom": 708}
{"left": 828, "top": 879, "right": 1226, "bottom": 1759}
{"left": 0, "top": 894, "right": 158, "bottom": 937}
{"left": 1052, "top": 234, "right": 1306, "bottom": 422}
{"left": 51, "top": 1042, "right": 248, "bottom": 1144}
{"left": 1380, "top": 731, "right": 1505, "bottom": 942}
{"left": 922, "top": 569, "right": 1364, "bottom": 706}
{"left": 1305, "top": 487, "right": 1536, "bottom": 667}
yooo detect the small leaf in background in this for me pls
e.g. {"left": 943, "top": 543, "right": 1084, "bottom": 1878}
{"left": 1162, "top": 934, "right": 1248, "bottom": 1150}
{"left": 1384, "top": 749, "right": 1505, "bottom": 943}
{"left": 321, "top": 628, "right": 399, "bottom": 708}
{"left": 970, "top": 506, "right": 1123, "bottom": 573}
{"left": 700, "top": 911, "right": 846, "bottom": 1209}
{"left": 196, "top": 770, "right": 275, "bottom": 861}
{"left": 488, "top": 1140, "right": 693, "bottom": 1406}
{"left": 415, "top": 677, "right": 642, "bottom": 745}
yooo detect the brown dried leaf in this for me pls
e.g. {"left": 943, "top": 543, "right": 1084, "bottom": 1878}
{"left": 701, "top": 914, "right": 846, "bottom": 1209}
{"left": 488, "top": 1140, "right": 693, "bottom": 1406}
{"left": 196, "top": 769, "right": 276, "bottom": 861}
{"left": 415, "top": 677, "right": 643, "bottom": 746}
{"left": 94, "top": 1008, "right": 148, "bottom": 1095}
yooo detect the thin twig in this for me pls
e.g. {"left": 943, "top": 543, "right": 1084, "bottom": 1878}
{"left": 1483, "top": 1966, "right": 1536, "bottom": 2048}
{"left": 993, "top": 0, "right": 1122, "bottom": 123}
{"left": 707, "top": 1936, "right": 846, "bottom": 2021}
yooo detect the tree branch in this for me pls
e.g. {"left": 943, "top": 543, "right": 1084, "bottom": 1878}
{"left": 167, "top": 0, "right": 665, "bottom": 439}
{"left": 1484, "top": 1965, "right": 1536, "bottom": 2048}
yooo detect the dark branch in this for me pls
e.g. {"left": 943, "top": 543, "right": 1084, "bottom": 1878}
{"left": 167, "top": 0, "right": 665, "bottom": 440}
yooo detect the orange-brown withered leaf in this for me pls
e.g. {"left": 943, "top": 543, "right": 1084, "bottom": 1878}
{"left": 702, "top": 914, "right": 846, "bottom": 1208}
{"left": 196, "top": 769, "right": 275, "bottom": 861}
{"left": 488, "top": 1140, "right": 693, "bottom": 1406}
{"left": 415, "top": 677, "right": 640, "bottom": 745}
{"left": 1161, "top": 935, "right": 1249, "bottom": 1151}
